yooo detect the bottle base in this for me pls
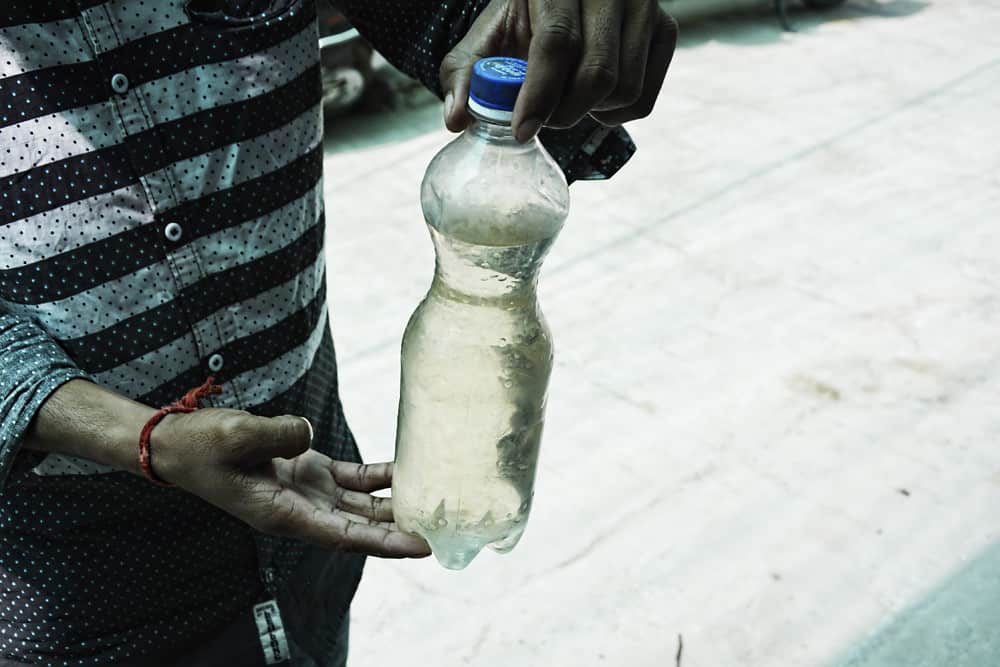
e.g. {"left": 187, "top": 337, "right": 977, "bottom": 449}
{"left": 412, "top": 524, "right": 527, "bottom": 570}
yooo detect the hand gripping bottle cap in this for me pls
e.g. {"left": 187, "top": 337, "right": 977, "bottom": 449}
{"left": 468, "top": 57, "right": 527, "bottom": 123}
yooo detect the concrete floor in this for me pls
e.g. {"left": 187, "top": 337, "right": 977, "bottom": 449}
{"left": 321, "top": 1, "right": 1000, "bottom": 665}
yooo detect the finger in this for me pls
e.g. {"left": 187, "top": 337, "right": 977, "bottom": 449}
{"left": 547, "top": 0, "right": 623, "bottom": 129}
{"left": 592, "top": 10, "right": 677, "bottom": 127}
{"left": 330, "top": 460, "right": 393, "bottom": 493}
{"left": 342, "top": 520, "right": 432, "bottom": 559}
{"left": 440, "top": 50, "right": 475, "bottom": 132}
{"left": 315, "top": 511, "right": 431, "bottom": 558}
{"left": 335, "top": 489, "right": 395, "bottom": 523}
{"left": 513, "top": 0, "right": 584, "bottom": 142}
{"left": 595, "top": 0, "right": 655, "bottom": 112}
{"left": 439, "top": 1, "right": 524, "bottom": 132}
{"left": 291, "top": 506, "right": 431, "bottom": 558}
{"left": 218, "top": 413, "right": 312, "bottom": 465}
{"left": 252, "top": 488, "right": 430, "bottom": 558}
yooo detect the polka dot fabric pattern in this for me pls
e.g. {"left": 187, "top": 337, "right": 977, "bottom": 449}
{"left": 0, "top": 0, "right": 364, "bottom": 662}
{"left": 0, "top": 0, "right": 635, "bottom": 662}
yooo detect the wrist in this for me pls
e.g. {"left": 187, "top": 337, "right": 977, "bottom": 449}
{"left": 142, "top": 412, "right": 190, "bottom": 486}
{"left": 24, "top": 379, "right": 157, "bottom": 477}
{"left": 108, "top": 401, "right": 158, "bottom": 477}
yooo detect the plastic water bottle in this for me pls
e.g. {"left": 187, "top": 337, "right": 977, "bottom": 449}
{"left": 392, "top": 58, "right": 570, "bottom": 570}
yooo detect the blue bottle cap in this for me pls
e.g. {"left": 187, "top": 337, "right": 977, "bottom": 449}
{"left": 469, "top": 57, "right": 528, "bottom": 112}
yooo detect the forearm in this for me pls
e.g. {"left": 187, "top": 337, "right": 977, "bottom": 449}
{"left": 22, "top": 379, "right": 155, "bottom": 477}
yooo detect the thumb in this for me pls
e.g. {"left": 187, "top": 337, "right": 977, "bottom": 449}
{"left": 439, "top": 1, "right": 513, "bottom": 132}
{"left": 439, "top": 44, "right": 477, "bottom": 132}
{"left": 228, "top": 414, "right": 313, "bottom": 464}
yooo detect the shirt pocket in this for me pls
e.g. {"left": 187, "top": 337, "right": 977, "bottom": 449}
{"left": 184, "top": 0, "right": 305, "bottom": 30}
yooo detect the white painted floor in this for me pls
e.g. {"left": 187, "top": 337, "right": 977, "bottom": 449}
{"left": 322, "top": 1, "right": 1000, "bottom": 665}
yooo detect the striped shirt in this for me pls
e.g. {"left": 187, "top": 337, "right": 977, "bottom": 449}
{"left": 0, "top": 0, "right": 634, "bottom": 663}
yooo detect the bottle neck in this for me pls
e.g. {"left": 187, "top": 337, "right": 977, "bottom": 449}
{"left": 466, "top": 113, "right": 529, "bottom": 148}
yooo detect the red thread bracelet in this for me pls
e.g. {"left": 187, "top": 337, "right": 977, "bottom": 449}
{"left": 138, "top": 376, "right": 223, "bottom": 487}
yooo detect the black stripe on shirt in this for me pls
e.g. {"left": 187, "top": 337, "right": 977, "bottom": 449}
{"left": 99, "top": 4, "right": 316, "bottom": 89}
{"left": 243, "top": 326, "right": 360, "bottom": 464}
{"left": 1, "top": 62, "right": 320, "bottom": 229}
{"left": 60, "top": 219, "right": 324, "bottom": 372}
{"left": 178, "top": 217, "right": 324, "bottom": 322}
{"left": 216, "top": 275, "right": 327, "bottom": 379}
{"left": 0, "top": 1, "right": 106, "bottom": 29}
{"left": 0, "top": 62, "right": 106, "bottom": 130}
{"left": 127, "top": 64, "right": 322, "bottom": 175}
{"left": 246, "top": 324, "right": 337, "bottom": 417}
{"left": 162, "top": 144, "right": 323, "bottom": 240}
{"left": 0, "top": 144, "right": 139, "bottom": 230}
{"left": 0, "top": 3, "right": 315, "bottom": 130}
{"left": 0, "top": 218, "right": 158, "bottom": 306}
{"left": 1, "top": 66, "right": 319, "bottom": 230}
{"left": 138, "top": 281, "right": 328, "bottom": 410}
{"left": 0, "top": 144, "right": 322, "bottom": 304}
{"left": 139, "top": 364, "right": 207, "bottom": 408}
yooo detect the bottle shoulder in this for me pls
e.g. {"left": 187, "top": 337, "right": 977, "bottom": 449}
{"left": 421, "top": 130, "right": 570, "bottom": 245}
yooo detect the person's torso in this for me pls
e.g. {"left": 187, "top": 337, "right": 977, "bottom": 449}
{"left": 0, "top": 2, "right": 363, "bottom": 663}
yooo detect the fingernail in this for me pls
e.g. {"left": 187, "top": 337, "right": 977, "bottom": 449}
{"left": 443, "top": 92, "right": 455, "bottom": 126}
{"left": 516, "top": 118, "right": 543, "bottom": 143}
{"left": 300, "top": 416, "right": 314, "bottom": 444}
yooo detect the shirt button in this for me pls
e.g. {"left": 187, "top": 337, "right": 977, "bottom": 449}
{"left": 164, "top": 222, "right": 183, "bottom": 242}
{"left": 208, "top": 354, "right": 224, "bottom": 372}
{"left": 110, "top": 73, "right": 129, "bottom": 94}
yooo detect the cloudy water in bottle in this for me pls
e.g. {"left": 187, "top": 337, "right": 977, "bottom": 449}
{"left": 391, "top": 57, "right": 570, "bottom": 569}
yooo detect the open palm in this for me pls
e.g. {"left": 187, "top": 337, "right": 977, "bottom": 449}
{"left": 234, "top": 450, "right": 431, "bottom": 558}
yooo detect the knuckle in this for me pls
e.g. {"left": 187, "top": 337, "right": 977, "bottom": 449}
{"left": 341, "top": 522, "right": 361, "bottom": 548}
{"left": 212, "top": 413, "right": 259, "bottom": 461}
{"left": 214, "top": 413, "right": 248, "bottom": 443}
{"left": 439, "top": 50, "right": 465, "bottom": 81}
{"left": 356, "top": 462, "right": 370, "bottom": 486}
{"left": 578, "top": 62, "right": 618, "bottom": 97}
{"left": 538, "top": 19, "right": 582, "bottom": 55}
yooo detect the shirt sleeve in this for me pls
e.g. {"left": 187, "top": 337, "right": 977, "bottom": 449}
{"left": 0, "top": 308, "right": 91, "bottom": 488}
{"left": 331, "top": 0, "right": 637, "bottom": 184}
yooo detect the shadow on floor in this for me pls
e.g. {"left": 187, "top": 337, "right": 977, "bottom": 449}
{"left": 829, "top": 539, "right": 1000, "bottom": 667}
{"left": 321, "top": 0, "right": 929, "bottom": 155}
